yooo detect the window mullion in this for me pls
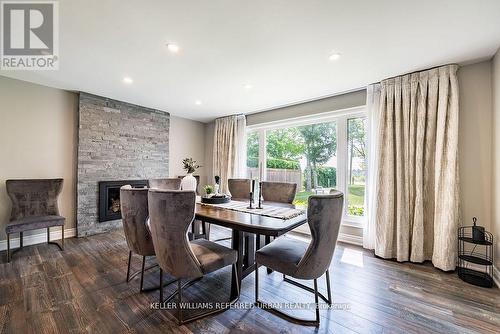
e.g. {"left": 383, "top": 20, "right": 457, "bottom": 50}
{"left": 337, "top": 116, "right": 348, "bottom": 218}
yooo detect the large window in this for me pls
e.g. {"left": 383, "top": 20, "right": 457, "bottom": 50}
{"left": 247, "top": 107, "right": 367, "bottom": 225}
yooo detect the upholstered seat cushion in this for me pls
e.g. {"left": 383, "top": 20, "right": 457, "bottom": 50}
{"left": 6, "top": 215, "right": 65, "bottom": 234}
{"left": 190, "top": 239, "right": 237, "bottom": 274}
{"left": 255, "top": 236, "right": 309, "bottom": 276}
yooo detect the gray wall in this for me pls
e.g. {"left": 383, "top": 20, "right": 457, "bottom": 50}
{"left": 77, "top": 93, "right": 170, "bottom": 236}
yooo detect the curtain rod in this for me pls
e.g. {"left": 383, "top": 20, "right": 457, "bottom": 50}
{"left": 369, "top": 62, "right": 460, "bottom": 86}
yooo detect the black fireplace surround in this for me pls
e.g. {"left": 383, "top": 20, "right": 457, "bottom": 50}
{"left": 98, "top": 180, "right": 148, "bottom": 222}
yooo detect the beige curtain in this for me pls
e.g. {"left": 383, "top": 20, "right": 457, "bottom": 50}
{"left": 213, "top": 115, "right": 247, "bottom": 193}
{"left": 375, "top": 65, "right": 460, "bottom": 271}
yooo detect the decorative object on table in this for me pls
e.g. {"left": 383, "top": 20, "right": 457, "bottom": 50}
{"left": 201, "top": 193, "right": 231, "bottom": 204}
{"left": 214, "top": 175, "right": 221, "bottom": 195}
{"left": 247, "top": 179, "right": 256, "bottom": 209}
{"left": 457, "top": 217, "right": 494, "bottom": 288}
{"left": 203, "top": 185, "right": 214, "bottom": 197}
{"left": 471, "top": 217, "right": 486, "bottom": 242}
{"left": 180, "top": 157, "right": 201, "bottom": 191}
{"left": 256, "top": 181, "right": 263, "bottom": 209}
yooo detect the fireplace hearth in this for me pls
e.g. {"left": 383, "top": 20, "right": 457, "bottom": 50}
{"left": 98, "top": 180, "right": 148, "bottom": 222}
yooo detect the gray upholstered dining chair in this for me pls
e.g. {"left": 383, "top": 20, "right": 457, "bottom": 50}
{"left": 255, "top": 191, "right": 344, "bottom": 326}
{"left": 120, "top": 186, "right": 175, "bottom": 292}
{"left": 148, "top": 189, "right": 239, "bottom": 324}
{"left": 148, "top": 178, "right": 182, "bottom": 190}
{"left": 258, "top": 181, "right": 298, "bottom": 263}
{"left": 261, "top": 181, "right": 297, "bottom": 207}
{"left": 227, "top": 178, "right": 251, "bottom": 201}
{"left": 5, "top": 179, "right": 65, "bottom": 262}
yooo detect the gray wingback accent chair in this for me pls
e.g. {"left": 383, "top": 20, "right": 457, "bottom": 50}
{"left": 255, "top": 191, "right": 344, "bottom": 326}
{"left": 120, "top": 186, "right": 176, "bottom": 293}
{"left": 148, "top": 189, "right": 239, "bottom": 324}
{"left": 227, "top": 178, "right": 251, "bottom": 201}
{"left": 5, "top": 179, "right": 65, "bottom": 262}
{"left": 148, "top": 178, "right": 182, "bottom": 190}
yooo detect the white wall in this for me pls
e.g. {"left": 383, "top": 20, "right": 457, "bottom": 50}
{"left": 492, "top": 49, "right": 500, "bottom": 271}
{"left": 0, "top": 76, "right": 79, "bottom": 241}
{"left": 169, "top": 115, "right": 207, "bottom": 185}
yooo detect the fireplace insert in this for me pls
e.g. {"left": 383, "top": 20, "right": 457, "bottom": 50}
{"left": 98, "top": 180, "right": 148, "bottom": 222}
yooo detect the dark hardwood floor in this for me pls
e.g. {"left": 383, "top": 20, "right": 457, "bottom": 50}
{"left": 0, "top": 226, "right": 498, "bottom": 334}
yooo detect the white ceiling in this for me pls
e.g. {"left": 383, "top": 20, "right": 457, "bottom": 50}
{"left": 2, "top": 0, "right": 500, "bottom": 122}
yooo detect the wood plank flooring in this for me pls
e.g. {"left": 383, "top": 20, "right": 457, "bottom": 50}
{"left": 0, "top": 226, "right": 498, "bottom": 334}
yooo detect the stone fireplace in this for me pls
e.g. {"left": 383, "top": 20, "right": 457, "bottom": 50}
{"left": 76, "top": 93, "right": 169, "bottom": 237}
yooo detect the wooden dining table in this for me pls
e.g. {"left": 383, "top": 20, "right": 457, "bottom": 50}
{"left": 195, "top": 202, "right": 307, "bottom": 300}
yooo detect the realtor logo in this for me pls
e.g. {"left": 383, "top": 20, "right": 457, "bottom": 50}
{"left": 1, "top": 1, "right": 59, "bottom": 70}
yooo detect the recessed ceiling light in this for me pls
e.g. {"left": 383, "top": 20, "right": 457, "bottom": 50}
{"left": 329, "top": 53, "right": 341, "bottom": 61}
{"left": 166, "top": 43, "right": 180, "bottom": 53}
{"left": 195, "top": 100, "right": 202, "bottom": 105}
{"left": 123, "top": 77, "right": 133, "bottom": 84}
{"left": 244, "top": 84, "right": 253, "bottom": 89}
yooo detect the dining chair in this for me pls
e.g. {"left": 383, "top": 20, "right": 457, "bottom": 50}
{"left": 5, "top": 179, "right": 65, "bottom": 262}
{"left": 149, "top": 178, "right": 208, "bottom": 240}
{"left": 254, "top": 191, "right": 344, "bottom": 327}
{"left": 227, "top": 178, "right": 251, "bottom": 201}
{"left": 261, "top": 181, "right": 297, "bottom": 207}
{"left": 148, "top": 178, "right": 182, "bottom": 190}
{"left": 120, "top": 185, "right": 175, "bottom": 292}
{"left": 148, "top": 189, "right": 240, "bottom": 325}
{"left": 258, "top": 181, "right": 298, "bottom": 263}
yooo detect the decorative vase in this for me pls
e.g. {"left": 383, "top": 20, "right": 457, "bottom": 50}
{"left": 181, "top": 173, "right": 197, "bottom": 191}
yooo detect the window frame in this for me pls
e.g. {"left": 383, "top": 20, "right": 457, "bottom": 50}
{"left": 246, "top": 106, "right": 367, "bottom": 227}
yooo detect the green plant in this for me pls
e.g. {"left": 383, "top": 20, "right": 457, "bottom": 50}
{"left": 247, "top": 156, "right": 300, "bottom": 170}
{"left": 347, "top": 205, "right": 364, "bottom": 216}
{"left": 203, "top": 185, "right": 214, "bottom": 195}
{"left": 182, "top": 157, "right": 201, "bottom": 174}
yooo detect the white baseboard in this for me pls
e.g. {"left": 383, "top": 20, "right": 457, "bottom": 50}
{"left": 338, "top": 232, "right": 363, "bottom": 246}
{"left": 0, "top": 228, "right": 76, "bottom": 251}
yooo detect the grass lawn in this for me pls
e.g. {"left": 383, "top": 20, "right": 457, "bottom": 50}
{"left": 294, "top": 184, "right": 365, "bottom": 207}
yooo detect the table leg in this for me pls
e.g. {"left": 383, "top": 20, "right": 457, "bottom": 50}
{"left": 231, "top": 229, "right": 243, "bottom": 300}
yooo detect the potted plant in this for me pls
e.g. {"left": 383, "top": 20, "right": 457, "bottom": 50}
{"left": 180, "top": 158, "right": 202, "bottom": 191}
{"left": 203, "top": 185, "right": 214, "bottom": 197}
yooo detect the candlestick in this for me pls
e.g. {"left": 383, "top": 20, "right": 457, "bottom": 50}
{"left": 256, "top": 182, "right": 263, "bottom": 209}
{"left": 247, "top": 191, "right": 254, "bottom": 209}
{"left": 251, "top": 179, "right": 255, "bottom": 194}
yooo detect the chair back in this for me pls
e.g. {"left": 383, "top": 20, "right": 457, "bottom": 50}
{"left": 120, "top": 186, "right": 155, "bottom": 256}
{"left": 148, "top": 189, "right": 203, "bottom": 279}
{"left": 149, "top": 178, "right": 181, "bottom": 190}
{"left": 294, "top": 191, "right": 344, "bottom": 279}
{"left": 261, "top": 181, "right": 297, "bottom": 204}
{"left": 6, "top": 178, "right": 63, "bottom": 221}
{"left": 228, "top": 178, "right": 250, "bottom": 200}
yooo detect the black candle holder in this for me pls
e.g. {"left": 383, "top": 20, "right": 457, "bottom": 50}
{"left": 256, "top": 182, "right": 263, "bottom": 209}
{"left": 247, "top": 192, "right": 254, "bottom": 209}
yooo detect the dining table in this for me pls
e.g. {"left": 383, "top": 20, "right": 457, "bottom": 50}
{"left": 195, "top": 202, "right": 307, "bottom": 300}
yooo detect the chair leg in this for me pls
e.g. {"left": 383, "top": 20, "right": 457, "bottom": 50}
{"left": 177, "top": 279, "right": 183, "bottom": 325}
{"left": 256, "top": 263, "right": 321, "bottom": 327}
{"left": 159, "top": 268, "right": 163, "bottom": 303}
{"left": 326, "top": 269, "right": 332, "bottom": 305}
{"left": 19, "top": 232, "right": 23, "bottom": 248}
{"left": 47, "top": 227, "right": 50, "bottom": 243}
{"left": 313, "top": 279, "right": 320, "bottom": 324}
{"left": 140, "top": 256, "right": 146, "bottom": 292}
{"left": 126, "top": 251, "right": 132, "bottom": 282}
{"left": 7, "top": 234, "right": 10, "bottom": 263}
